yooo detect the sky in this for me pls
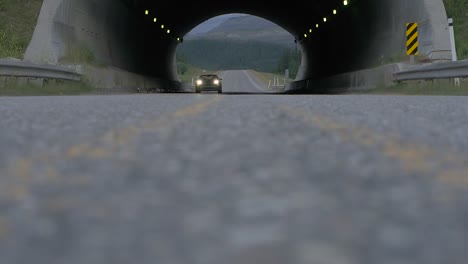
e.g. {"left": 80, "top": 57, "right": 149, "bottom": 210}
{"left": 187, "top": 14, "right": 246, "bottom": 36}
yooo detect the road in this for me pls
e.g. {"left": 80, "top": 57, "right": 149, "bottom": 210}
{"left": 219, "top": 70, "right": 279, "bottom": 94}
{"left": 0, "top": 73, "right": 467, "bottom": 264}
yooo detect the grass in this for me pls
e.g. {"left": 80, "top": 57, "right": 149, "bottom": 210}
{"left": 355, "top": 79, "right": 468, "bottom": 96}
{"left": 0, "top": 0, "right": 43, "bottom": 59}
{"left": 0, "top": 79, "right": 97, "bottom": 96}
{"left": 0, "top": 28, "right": 23, "bottom": 58}
{"left": 0, "top": 0, "right": 100, "bottom": 97}
{"left": 444, "top": 0, "right": 468, "bottom": 60}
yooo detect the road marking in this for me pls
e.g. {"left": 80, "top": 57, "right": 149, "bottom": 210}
{"left": 242, "top": 70, "right": 268, "bottom": 92}
{"left": 2, "top": 95, "right": 222, "bottom": 202}
{"left": 282, "top": 106, "right": 468, "bottom": 186}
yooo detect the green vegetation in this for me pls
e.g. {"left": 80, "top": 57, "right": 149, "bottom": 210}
{"left": 0, "top": 0, "right": 43, "bottom": 59}
{"left": 444, "top": 0, "right": 468, "bottom": 60}
{"left": 0, "top": 79, "right": 97, "bottom": 96}
{"left": 357, "top": 79, "right": 468, "bottom": 96}
{"left": 277, "top": 48, "right": 301, "bottom": 78}
{"left": 177, "top": 57, "right": 289, "bottom": 89}
{"left": 177, "top": 62, "right": 222, "bottom": 84}
{"left": 0, "top": 28, "right": 23, "bottom": 58}
{"left": 176, "top": 39, "right": 300, "bottom": 77}
{"left": 0, "top": 0, "right": 98, "bottom": 96}
{"left": 177, "top": 54, "right": 219, "bottom": 83}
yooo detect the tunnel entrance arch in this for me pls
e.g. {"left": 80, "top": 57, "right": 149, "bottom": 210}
{"left": 175, "top": 13, "right": 301, "bottom": 85}
{"left": 25, "top": 0, "right": 452, "bottom": 92}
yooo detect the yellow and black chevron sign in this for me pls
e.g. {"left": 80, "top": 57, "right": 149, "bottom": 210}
{"left": 406, "top": 22, "right": 419, "bottom": 55}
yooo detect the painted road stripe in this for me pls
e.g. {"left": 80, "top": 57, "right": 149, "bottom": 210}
{"left": 282, "top": 106, "right": 468, "bottom": 187}
{"left": 2, "top": 95, "right": 222, "bottom": 201}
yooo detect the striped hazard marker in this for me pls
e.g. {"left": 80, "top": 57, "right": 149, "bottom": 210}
{"left": 406, "top": 22, "right": 419, "bottom": 56}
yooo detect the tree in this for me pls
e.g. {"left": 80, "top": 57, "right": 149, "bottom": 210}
{"left": 277, "top": 48, "right": 301, "bottom": 78}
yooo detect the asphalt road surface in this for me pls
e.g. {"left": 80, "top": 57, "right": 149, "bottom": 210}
{"left": 220, "top": 70, "right": 275, "bottom": 94}
{"left": 0, "top": 81, "right": 468, "bottom": 264}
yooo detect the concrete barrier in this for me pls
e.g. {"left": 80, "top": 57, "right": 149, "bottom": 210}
{"left": 286, "top": 63, "right": 409, "bottom": 94}
{"left": 0, "top": 59, "right": 82, "bottom": 88}
{"left": 82, "top": 65, "right": 191, "bottom": 93}
{"left": 394, "top": 60, "right": 468, "bottom": 81}
{"left": 0, "top": 59, "right": 81, "bottom": 81}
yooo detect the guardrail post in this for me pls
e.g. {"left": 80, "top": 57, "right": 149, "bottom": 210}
{"left": 448, "top": 17, "right": 460, "bottom": 87}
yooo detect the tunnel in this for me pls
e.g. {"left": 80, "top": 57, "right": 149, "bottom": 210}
{"left": 24, "top": 0, "right": 453, "bottom": 92}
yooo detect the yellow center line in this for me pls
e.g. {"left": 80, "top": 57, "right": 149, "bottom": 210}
{"left": 2, "top": 95, "right": 222, "bottom": 201}
{"left": 282, "top": 106, "right": 468, "bottom": 186}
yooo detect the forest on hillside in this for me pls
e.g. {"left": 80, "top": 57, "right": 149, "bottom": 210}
{"left": 176, "top": 39, "right": 301, "bottom": 77}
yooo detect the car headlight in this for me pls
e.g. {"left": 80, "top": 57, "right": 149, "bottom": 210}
{"left": 196, "top": 80, "right": 203, "bottom": 86}
{"left": 213, "top": 79, "right": 220, "bottom": 85}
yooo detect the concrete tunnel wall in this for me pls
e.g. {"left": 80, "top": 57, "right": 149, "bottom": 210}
{"left": 24, "top": 0, "right": 181, "bottom": 91}
{"left": 290, "top": 0, "right": 452, "bottom": 93}
{"left": 296, "top": 0, "right": 452, "bottom": 80}
{"left": 24, "top": 0, "right": 452, "bottom": 92}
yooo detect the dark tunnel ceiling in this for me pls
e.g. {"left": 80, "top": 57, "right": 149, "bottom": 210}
{"left": 115, "top": 0, "right": 383, "bottom": 81}
{"left": 132, "top": 0, "right": 352, "bottom": 39}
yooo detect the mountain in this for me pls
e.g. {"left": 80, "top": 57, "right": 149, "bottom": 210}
{"left": 186, "top": 15, "right": 295, "bottom": 48}
{"left": 177, "top": 39, "right": 291, "bottom": 72}
{"left": 187, "top": 14, "right": 245, "bottom": 36}
{"left": 178, "top": 14, "right": 300, "bottom": 75}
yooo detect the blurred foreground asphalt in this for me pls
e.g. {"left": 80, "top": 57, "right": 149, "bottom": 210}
{"left": 0, "top": 93, "right": 467, "bottom": 264}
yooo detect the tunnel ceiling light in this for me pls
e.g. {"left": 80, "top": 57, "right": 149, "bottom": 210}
{"left": 323, "top": 17, "right": 327, "bottom": 22}
{"left": 316, "top": 24, "right": 319, "bottom": 28}
{"left": 304, "top": 34, "right": 308, "bottom": 38}
{"left": 344, "top": 0, "right": 348, "bottom": 6}
{"left": 309, "top": 29, "right": 312, "bottom": 33}
{"left": 333, "top": 9, "right": 337, "bottom": 15}
{"left": 145, "top": 10, "right": 149, "bottom": 15}
{"left": 167, "top": 29, "right": 171, "bottom": 34}
{"left": 161, "top": 24, "right": 165, "bottom": 29}
{"left": 153, "top": 18, "right": 157, "bottom": 23}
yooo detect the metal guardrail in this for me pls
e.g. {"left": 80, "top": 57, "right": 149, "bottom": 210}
{"left": 0, "top": 59, "right": 81, "bottom": 81}
{"left": 268, "top": 78, "right": 286, "bottom": 91}
{"left": 394, "top": 60, "right": 468, "bottom": 81}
